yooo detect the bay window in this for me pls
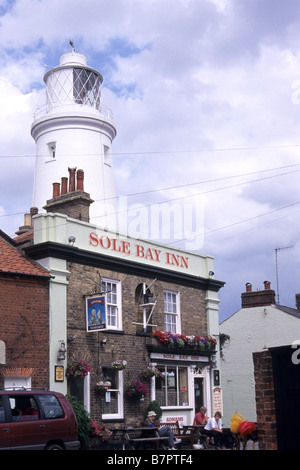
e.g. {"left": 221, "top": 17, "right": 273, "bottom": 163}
{"left": 155, "top": 365, "right": 189, "bottom": 407}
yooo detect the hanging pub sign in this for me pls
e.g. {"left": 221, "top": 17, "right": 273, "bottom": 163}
{"left": 86, "top": 295, "right": 106, "bottom": 332}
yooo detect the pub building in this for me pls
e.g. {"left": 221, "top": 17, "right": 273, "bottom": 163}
{"left": 25, "top": 169, "right": 225, "bottom": 427}
{"left": 22, "top": 47, "right": 225, "bottom": 427}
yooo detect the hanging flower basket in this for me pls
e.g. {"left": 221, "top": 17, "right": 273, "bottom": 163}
{"left": 140, "top": 366, "right": 162, "bottom": 379}
{"left": 112, "top": 359, "right": 127, "bottom": 370}
{"left": 66, "top": 360, "right": 91, "bottom": 379}
{"left": 125, "top": 379, "right": 148, "bottom": 399}
{"left": 95, "top": 380, "right": 111, "bottom": 393}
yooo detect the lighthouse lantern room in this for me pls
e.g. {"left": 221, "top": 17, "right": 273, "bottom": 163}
{"left": 31, "top": 47, "right": 117, "bottom": 228}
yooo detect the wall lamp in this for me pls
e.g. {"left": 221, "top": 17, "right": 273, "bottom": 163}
{"left": 57, "top": 341, "right": 66, "bottom": 361}
{"left": 100, "top": 338, "right": 107, "bottom": 347}
{"left": 68, "top": 235, "right": 76, "bottom": 245}
{"left": 210, "top": 355, "right": 217, "bottom": 368}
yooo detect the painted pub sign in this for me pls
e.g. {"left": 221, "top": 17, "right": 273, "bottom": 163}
{"left": 86, "top": 295, "right": 106, "bottom": 332}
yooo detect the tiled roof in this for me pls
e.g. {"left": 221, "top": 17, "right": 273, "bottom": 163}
{"left": 0, "top": 230, "right": 50, "bottom": 278}
{"left": 13, "top": 229, "right": 34, "bottom": 245}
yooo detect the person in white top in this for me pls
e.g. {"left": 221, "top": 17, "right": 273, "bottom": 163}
{"left": 203, "top": 411, "right": 223, "bottom": 449}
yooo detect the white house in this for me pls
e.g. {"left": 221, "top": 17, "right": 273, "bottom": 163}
{"left": 220, "top": 281, "right": 300, "bottom": 427}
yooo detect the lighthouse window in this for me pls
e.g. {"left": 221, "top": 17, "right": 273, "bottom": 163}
{"left": 47, "top": 141, "right": 56, "bottom": 160}
{"left": 73, "top": 68, "right": 101, "bottom": 109}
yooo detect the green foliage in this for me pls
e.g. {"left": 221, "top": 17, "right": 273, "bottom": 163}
{"left": 146, "top": 400, "right": 162, "bottom": 420}
{"left": 67, "top": 394, "right": 93, "bottom": 446}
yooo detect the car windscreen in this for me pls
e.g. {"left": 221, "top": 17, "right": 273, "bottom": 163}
{"left": 37, "top": 394, "right": 65, "bottom": 419}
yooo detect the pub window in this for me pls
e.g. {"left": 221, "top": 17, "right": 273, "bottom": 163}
{"left": 101, "top": 278, "right": 122, "bottom": 330}
{"left": 164, "top": 290, "right": 181, "bottom": 333}
{"left": 155, "top": 365, "right": 189, "bottom": 407}
{"left": 101, "top": 366, "right": 123, "bottom": 420}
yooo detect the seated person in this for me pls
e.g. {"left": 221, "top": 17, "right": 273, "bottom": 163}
{"left": 145, "top": 411, "right": 181, "bottom": 450}
{"left": 202, "top": 411, "right": 224, "bottom": 449}
{"left": 193, "top": 406, "right": 209, "bottom": 425}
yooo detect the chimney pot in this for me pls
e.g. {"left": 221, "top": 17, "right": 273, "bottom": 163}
{"left": 52, "top": 182, "right": 61, "bottom": 198}
{"left": 30, "top": 207, "right": 38, "bottom": 216}
{"left": 68, "top": 167, "right": 77, "bottom": 192}
{"left": 264, "top": 280, "right": 271, "bottom": 290}
{"left": 246, "top": 282, "right": 252, "bottom": 292}
{"left": 61, "top": 177, "right": 68, "bottom": 195}
{"left": 76, "top": 169, "right": 84, "bottom": 191}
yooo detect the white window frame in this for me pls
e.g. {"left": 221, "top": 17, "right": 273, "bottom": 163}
{"left": 102, "top": 278, "right": 122, "bottom": 330}
{"left": 164, "top": 290, "right": 181, "bottom": 334}
{"left": 154, "top": 364, "right": 189, "bottom": 408}
{"left": 101, "top": 369, "right": 124, "bottom": 420}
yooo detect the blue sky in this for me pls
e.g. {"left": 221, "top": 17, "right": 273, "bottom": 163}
{"left": 1, "top": 0, "right": 300, "bottom": 323}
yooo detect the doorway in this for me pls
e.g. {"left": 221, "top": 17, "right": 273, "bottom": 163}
{"left": 194, "top": 377, "right": 204, "bottom": 413}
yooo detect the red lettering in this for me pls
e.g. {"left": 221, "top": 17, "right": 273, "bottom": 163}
{"left": 89, "top": 232, "right": 99, "bottom": 247}
{"left": 122, "top": 240, "right": 131, "bottom": 254}
{"left": 99, "top": 235, "right": 111, "bottom": 249}
{"left": 111, "top": 238, "right": 122, "bottom": 252}
{"left": 145, "top": 248, "right": 154, "bottom": 261}
{"left": 166, "top": 252, "right": 188, "bottom": 269}
{"left": 153, "top": 249, "right": 161, "bottom": 262}
{"left": 135, "top": 244, "right": 145, "bottom": 258}
{"left": 181, "top": 256, "right": 189, "bottom": 269}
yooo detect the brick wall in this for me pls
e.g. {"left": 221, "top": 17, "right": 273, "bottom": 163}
{"left": 66, "top": 261, "right": 207, "bottom": 425}
{"left": 0, "top": 275, "right": 49, "bottom": 389}
{"left": 253, "top": 349, "right": 277, "bottom": 450}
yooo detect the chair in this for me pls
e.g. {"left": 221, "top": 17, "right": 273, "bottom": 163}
{"left": 158, "top": 421, "right": 194, "bottom": 449}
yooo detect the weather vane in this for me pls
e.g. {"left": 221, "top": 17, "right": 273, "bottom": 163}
{"left": 69, "top": 39, "right": 75, "bottom": 52}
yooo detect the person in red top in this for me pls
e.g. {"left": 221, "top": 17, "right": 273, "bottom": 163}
{"left": 193, "top": 406, "right": 209, "bottom": 425}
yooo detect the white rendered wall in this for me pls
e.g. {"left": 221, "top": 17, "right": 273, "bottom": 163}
{"left": 220, "top": 306, "right": 300, "bottom": 426}
{"left": 32, "top": 112, "right": 117, "bottom": 227}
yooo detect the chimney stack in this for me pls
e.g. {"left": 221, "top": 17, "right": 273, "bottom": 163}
{"left": 44, "top": 169, "right": 94, "bottom": 222}
{"left": 241, "top": 281, "right": 276, "bottom": 308}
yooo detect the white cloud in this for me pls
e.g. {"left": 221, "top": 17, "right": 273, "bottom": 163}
{"left": 0, "top": 0, "right": 300, "bottom": 318}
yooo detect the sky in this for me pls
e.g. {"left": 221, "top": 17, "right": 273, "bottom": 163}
{"left": 1, "top": 0, "right": 300, "bottom": 323}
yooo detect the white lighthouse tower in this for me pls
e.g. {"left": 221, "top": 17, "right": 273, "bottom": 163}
{"left": 31, "top": 46, "right": 117, "bottom": 228}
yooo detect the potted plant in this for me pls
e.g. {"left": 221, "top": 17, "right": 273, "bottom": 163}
{"left": 66, "top": 360, "right": 91, "bottom": 379}
{"left": 90, "top": 420, "right": 111, "bottom": 449}
{"left": 125, "top": 379, "right": 148, "bottom": 400}
{"left": 95, "top": 378, "right": 112, "bottom": 393}
{"left": 151, "top": 331, "right": 217, "bottom": 351}
{"left": 112, "top": 359, "right": 127, "bottom": 370}
{"left": 140, "top": 366, "right": 161, "bottom": 379}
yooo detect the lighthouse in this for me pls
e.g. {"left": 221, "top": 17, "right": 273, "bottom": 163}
{"left": 31, "top": 47, "right": 117, "bottom": 228}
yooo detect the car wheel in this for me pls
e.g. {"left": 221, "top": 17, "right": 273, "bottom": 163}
{"left": 45, "top": 443, "right": 64, "bottom": 450}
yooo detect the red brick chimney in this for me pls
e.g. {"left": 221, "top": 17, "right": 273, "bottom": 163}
{"left": 241, "top": 281, "right": 276, "bottom": 308}
{"left": 43, "top": 168, "right": 94, "bottom": 222}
